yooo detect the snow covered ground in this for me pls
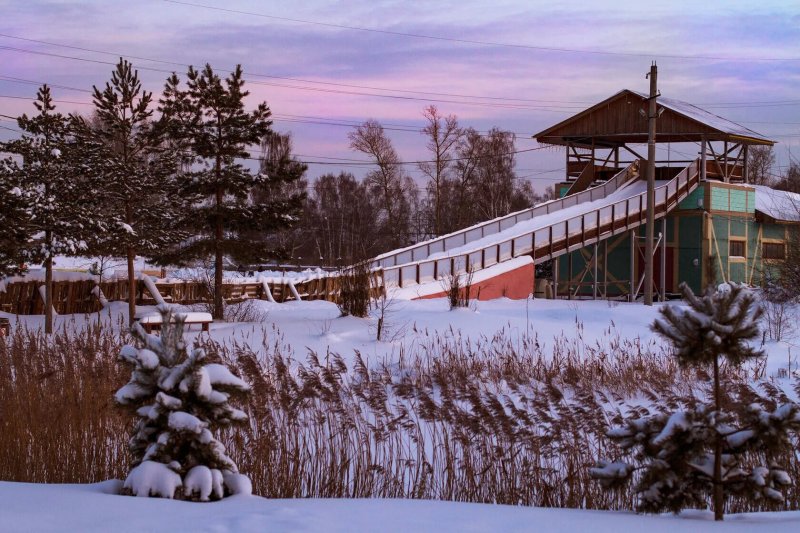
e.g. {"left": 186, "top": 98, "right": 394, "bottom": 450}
{"left": 2, "top": 294, "right": 798, "bottom": 531}
{"left": 2, "top": 480, "right": 800, "bottom": 533}
{"left": 2, "top": 294, "right": 796, "bottom": 377}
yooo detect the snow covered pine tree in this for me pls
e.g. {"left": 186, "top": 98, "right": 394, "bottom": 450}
{"left": 1, "top": 85, "right": 105, "bottom": 333}
{"left": 590, "top": 282, "right": 800, "bottom": 520}
{"left": 116, "top": 306, "right": 251, "bottom": 500}
{"left": 158, "top": 64, "right": 303, "bottom": 320}
{"left": 83, "top": 59, "right": 185, "bottom": 326}
{"left": 0, "top": 152, "right": 32, "bottom": 279}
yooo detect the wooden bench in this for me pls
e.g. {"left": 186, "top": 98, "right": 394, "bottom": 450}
{"left": 136, "top": 312, "right": 213, "bottom": 334}
{"left": 0, "top": 317, "right": 9, "bottom": 337}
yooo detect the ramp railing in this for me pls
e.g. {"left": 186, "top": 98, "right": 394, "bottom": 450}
{"left": 372, "top": 160, "right": 640, "bottom": 269}
{"left": 383, "top": 159, "right": 699, "bottom": 289}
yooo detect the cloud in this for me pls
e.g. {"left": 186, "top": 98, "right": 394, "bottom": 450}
{"left": 1, "top": 0, "right": 798, "bottom": 180}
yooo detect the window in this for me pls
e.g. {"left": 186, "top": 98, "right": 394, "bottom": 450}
{"left": 763, "top": 242, "right": 785, "bottom": 260}
{"left": 729, "top": 240, "right": 745, "bottom": 258}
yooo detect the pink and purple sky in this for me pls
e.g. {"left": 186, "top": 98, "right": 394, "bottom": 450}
{"left": 1, "top": 0, "right": 798, "bottom": 190}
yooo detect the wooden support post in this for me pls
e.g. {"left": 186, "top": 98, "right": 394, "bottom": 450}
{"left": 568, "top": 251, "right": 573, "bottom": 300}
{"left": 581, "top": 216, "right": 585, "bottom": 246}
{"left": 724, "top": 140, "right": 729, "bottom": 182}
{"left": 611, "top": 203, "right": 616, "bottom": 230}
{"left": 565, "top": 145, "right": 570, "bottom": 182}
{"left": 743, "top": 144, "right": 749, "bottom": 184}
{"left": 629, "top": 230, "right": 636, "bottom": 302}
{"left": 593, "top": 242, "right": 598, "bottom": 300}
{"left": 553, "top": 257, "right": 559, "bottom": 299}
{"left": 701, "top": 136, "right": 707, "bottom": 181}
{"left": 603, "top": 238, "right": 608, "bottom": 299}
{"left": 660, "top": 217, "right": 667, "bottom": 301}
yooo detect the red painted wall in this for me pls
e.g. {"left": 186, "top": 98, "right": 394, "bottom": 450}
{"left": 415, "top": 262, "right": 534, "bottom": 301}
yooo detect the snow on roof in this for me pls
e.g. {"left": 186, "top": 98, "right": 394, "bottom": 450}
{"left": 629, "top": 90, "right": 772, "bottom": 143}
{"left": 752, "top": 185, "right": 800, "bottom": 222}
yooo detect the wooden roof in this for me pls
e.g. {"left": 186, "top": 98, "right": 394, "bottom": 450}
{"left": 534, "top": 90, "right": 774, "bottom": 148}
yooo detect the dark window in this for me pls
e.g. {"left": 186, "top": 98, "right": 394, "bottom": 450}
{"left": 763, "top": 242, "right": 785, "bottom": 260}
{"left": 729, "top": 240, "right": 745, "bottom": 257}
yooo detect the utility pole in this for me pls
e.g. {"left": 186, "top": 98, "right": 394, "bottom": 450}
{"left": 644, "top": 62, "right": 658, "bottom": 306}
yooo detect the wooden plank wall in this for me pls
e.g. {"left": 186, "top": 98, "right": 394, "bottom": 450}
{"left": 0, "top": 273, "right": 385, "bottom": 315}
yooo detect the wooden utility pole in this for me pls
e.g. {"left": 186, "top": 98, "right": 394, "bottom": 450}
{"left": 644, "top": 62, "right": 658, "bottom": 306}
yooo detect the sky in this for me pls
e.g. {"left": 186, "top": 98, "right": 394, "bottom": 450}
{"left": 1, "top": 0, "right": 799, "bottom": 192}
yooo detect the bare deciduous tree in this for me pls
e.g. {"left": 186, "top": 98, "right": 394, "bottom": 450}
{"left": 305, "top": 172, "right": 382, "bottom": 266}
{"left": 774, "top": 159, "right": 800, "bottom": 194}
{"left": 747, "top": 145, "right": 775, "bottom": 186}
{"left": 419, "top": 106, "right": 462, "bottom": 237}
{"left": 349, "top": 120, "right": 413, "bottom": 249}
{"left": 438, "top": 128, "right": 531, "bottom": 233}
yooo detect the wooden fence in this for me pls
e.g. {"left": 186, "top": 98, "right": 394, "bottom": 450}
{"left": 0, "top": 272, "right": 385, "bottom": 315}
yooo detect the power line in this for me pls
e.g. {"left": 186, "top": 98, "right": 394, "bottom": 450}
{"left": 0, "top": 113, "right": 552, "bottom": 166}
{"left": 4, "top": 34, "right": 800, "bottom": 110}
{"left": 0, "top": 33, "right": 594, "bottom": 105}
{"left": 0, "top": 94, "right": 92, "bottom": 105}
{"left": 0, "top": 45, "right": 585, "bottom": 112}
{"left": 0, "top": 75, "right": 91, "bottom": 93}
{"left": 162, "top": 0, "right": 800, "bottom": 62}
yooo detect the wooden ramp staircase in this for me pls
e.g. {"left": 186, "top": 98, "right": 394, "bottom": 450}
{"left": 380, "top": 159, "right": 700, "bottom": 290}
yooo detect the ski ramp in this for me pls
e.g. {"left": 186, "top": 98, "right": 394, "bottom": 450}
{"left": 372, "top": 161, "right": 640, "bottom": 269}
{"left": 382, "top": 159, "right": 700, "bottom": 290}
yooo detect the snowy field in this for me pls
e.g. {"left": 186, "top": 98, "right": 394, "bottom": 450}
{"left": 3, "top": 480, "right": 800, "bottom": 533}
{"left": 2, "top": 294, "right": 796, "bottom": 377}
{"left": 2, "top": 294, "right": 799, "bottom": 532}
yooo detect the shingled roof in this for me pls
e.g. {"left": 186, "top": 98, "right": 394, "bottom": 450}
{"left": 534, "top": 89, "right": 774, "bottom": 148}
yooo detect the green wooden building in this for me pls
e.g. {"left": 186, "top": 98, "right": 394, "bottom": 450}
{"left": 534, "top": 90, "right": 797, "bottom": 299}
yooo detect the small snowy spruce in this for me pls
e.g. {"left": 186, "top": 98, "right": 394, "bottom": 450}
{"left": 116, "top": 306, "right": 251, "bottom": 500}
{"left": 591, "top": 282, "right": 800, "bottom": 521}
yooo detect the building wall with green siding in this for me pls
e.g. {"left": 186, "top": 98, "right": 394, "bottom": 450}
{"left": 708, "top": 185, "right": 755, "bottom": 214}
{"left": 679, "top": 187, "right": 703, "bottom": 210}
{"left": 678, "top": 215, "right": 703, "bottom": 293}
{"left": 551, "top": 180, "right": 792, "bottom": 298}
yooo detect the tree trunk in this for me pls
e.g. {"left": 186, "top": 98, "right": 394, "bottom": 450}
{"left": 125, "top": 201, "right": 137, "bottom": 327}
{"left": 713, "top": 354, "right": 724, "bottom": 521}
{"left": 127, "top": 247, "right": 136, "bottom": 326}
{"left": 435, "top": 180, "right": 441, "bottom": 237}
{"left": 44, "top": 240, "right": 53, "bottom": 334}
{"left": 214, "top": 182, "right": 224, "bottom": 320}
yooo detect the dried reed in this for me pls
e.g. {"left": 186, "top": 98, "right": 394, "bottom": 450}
{"left": 1, "top": 318, "right": 797, "bottom": 513}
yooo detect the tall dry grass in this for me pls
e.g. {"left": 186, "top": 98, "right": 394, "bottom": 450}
{"left": 0, "top": 320, "right": 129, "bottom": 483}
{"left": 1, "top": 318, "right": 797, "bottom": 513}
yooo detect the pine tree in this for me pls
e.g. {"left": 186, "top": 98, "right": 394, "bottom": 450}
{"left": 0, "top": 156, "right": 33, "bottom": 278}
{"left": 116, "top": 306, "right": 251, "bottom": 500}
{"left": 1, "top": 85, "right": 104, "bottom": 332}
{"left": 591, "top": 282, "right": 800, "bottom": 520}
{"left": 251, "top": 132, "right": 307, "bottom": 261}
{"left": 159, "top": 64, "right": 302, "bottom": 319}
{"left": 83, "top": 59, "right": 185, "bottom": 325}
